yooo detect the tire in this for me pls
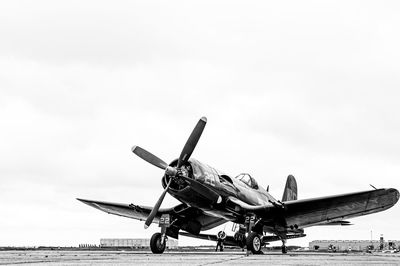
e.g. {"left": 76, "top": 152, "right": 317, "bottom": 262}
{"left": 246, "top": 232, "right": 262, "bottom": 254}
{"left": 282, "top": 245, "right": 287, "bottom": 254}
{"left": 150, "top": 233, "right": 166, "bottom": 254}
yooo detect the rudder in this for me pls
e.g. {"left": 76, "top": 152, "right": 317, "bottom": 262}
{"left": 282, "top": 175, "right": 297, "bottom": 202}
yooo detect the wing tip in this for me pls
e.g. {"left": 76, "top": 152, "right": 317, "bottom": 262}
{"left": 76, "top": 198, "right": 92, "bottom": 206}
{"left": 390, "top": 188, "right": 399, "bottom": 203}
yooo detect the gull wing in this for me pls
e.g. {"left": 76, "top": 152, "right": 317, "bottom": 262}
{"left": 77, "top": 198, "right": 226, "bottom": 231}
{"left": 280, "top": 188, "right": 399, "bottom": 228}
{"left": 227, "top": 188, "right": 398, "bottom": 230}
{"left": 77, "top": 198, "right": 165, "bottom": 223}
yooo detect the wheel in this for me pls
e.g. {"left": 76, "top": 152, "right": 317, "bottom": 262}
{"left": 150, "top": 233, "right": 166, "bottom": 254}
{"left": 282, "top": 245, "right": 287, "bottom": 254}
{"left": 246, "top": 232, "right": 262, "bottom": 254}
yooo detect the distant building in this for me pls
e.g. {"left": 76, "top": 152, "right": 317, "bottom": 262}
{"left": 309, "top": 239, "right": 399, "bottom": 251}
{"left": 100, "top": 238, "right": 178, "bottom": 249}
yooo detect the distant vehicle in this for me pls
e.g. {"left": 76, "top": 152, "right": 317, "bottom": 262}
{"left": 78, "top": 117, "right": 399, "bottom": 254}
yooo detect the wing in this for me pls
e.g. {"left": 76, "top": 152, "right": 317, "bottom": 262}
{"left": 77, "top": 198, "right": 226, "bottom": 233}
{"left": 282, "top": 188, "right": 399, "bottom": 228}
{"left": 227, "top": 188, "right": 398, "bottom": 231}
{"left": 77, "top": 198, "right": 164, "bottom": 223}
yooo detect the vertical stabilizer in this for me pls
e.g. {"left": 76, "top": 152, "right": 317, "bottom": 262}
{"left": 282, "top": 175, "right": 297, "bottom": 202}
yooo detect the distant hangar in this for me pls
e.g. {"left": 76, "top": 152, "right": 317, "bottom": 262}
{"left": 100, "top": 238, "right": 178, "bottom": 249}
{"left": 309, "top": 238, "right": 399, "bottom": 251}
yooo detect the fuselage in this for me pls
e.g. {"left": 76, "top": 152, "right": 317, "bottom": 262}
{"left": 162, "top": 158, "right": 277, "bottom": 222}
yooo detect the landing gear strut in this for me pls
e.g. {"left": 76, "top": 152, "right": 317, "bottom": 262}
{"left": 281, "top": 239, "right": 287, "bottom": 254}
{"left": 150, "top": 214, "right": 170, "bottom": 254}
{"left": 244, "top": 214, "right": 263, "bottom": 254}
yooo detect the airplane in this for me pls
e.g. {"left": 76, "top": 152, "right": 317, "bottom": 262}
{"left": 78, "top": 117, "right": 399, "bottom": 254}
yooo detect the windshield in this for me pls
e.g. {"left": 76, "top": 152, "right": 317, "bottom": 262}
{"left": 235, "top": 173, "right": 258, "bottom": 189}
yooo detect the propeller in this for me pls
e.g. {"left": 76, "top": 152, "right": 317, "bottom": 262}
{"left": 144, "top": 178, "right": 172, "bottom": 229}
{"left": 131, "top": 146, "right": 168, "bottom": 170}
{"left": 178, "top": 117, "right": 207, "bottom": 168}
{"left": 131, "top": 146, "right": 177, "bottom": 176}
{"left": 132, "top": 117, "right": 207, "bottom": 228}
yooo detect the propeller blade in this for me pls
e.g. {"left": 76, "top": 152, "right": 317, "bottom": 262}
{"left": 131, "top": 146, "right": 168, "bottom": 170}
{"left": 144, "top": 178, "right": 172, "bottom": 229}
{"left": 178, "top": 117, "right": 207, "bottom": 168}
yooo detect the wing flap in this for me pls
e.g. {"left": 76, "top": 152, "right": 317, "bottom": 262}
{"left": 318, "top": 220, "right": 353, "bottom": 226}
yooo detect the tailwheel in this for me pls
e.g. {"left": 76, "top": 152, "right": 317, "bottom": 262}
{"left": 150, "top": 232, "right": 166, "bottom": 254}
{"left": 246, "top": 232, "right": 262, "bottom": 254}
{"left": 281, "top": 238, "right": 287, "bottom": 254}
{"left": 281, "top": 245, "right": 287, "bottom": 254}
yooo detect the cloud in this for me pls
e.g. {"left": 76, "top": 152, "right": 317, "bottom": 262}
{"left": 0, "top": 1, "right": 399, "bottom": 246}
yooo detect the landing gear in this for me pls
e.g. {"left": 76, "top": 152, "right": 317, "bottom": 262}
{"left": 281, "top": 245, "right": 287, "bottom": 254}
{"left": 150, "top": 232, "right": 166, "bottom": 254}
{"left": 281, "top": 239, "right": 287, "bottom": 254}
{"left": 246, "top": 232, "right": 262, "bottom": 254}
{"left": 244, "top": 214, "right": 263, "bottom": 255}
{"left": 150, "top": 214, "right": 171, "bottom": 254}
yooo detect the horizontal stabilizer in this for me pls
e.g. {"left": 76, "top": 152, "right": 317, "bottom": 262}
{"left": 262, "top": 233, "right": 306, "bottom": 243}
{"left": 179, "top": 232, "right": 238, "bottom": 246}
{"left": 179, "top": 232, "right": 306, "bottom": 246}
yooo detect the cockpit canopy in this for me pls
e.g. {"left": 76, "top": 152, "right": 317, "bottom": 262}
{"left": 235, "top": 173, "right": 259, "bottom": 189}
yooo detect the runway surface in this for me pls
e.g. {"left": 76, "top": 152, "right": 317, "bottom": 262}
{"left": 1, "top": 250, "right": 400, "bottom": 265}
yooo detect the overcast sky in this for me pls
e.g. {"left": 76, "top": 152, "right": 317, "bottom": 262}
{"left": 1, "top": 1, "right": 399, "bottom": 247}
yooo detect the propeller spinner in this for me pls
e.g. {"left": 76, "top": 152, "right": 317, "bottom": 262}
{"left": 131, "top": 117, "right": 207, "bottom": 228}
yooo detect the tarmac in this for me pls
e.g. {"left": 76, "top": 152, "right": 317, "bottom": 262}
{"left": 1, "top": 250, "right": 400, "bottom": 265}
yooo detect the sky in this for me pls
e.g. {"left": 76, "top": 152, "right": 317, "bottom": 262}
{"left": 0, "top": 0, "right": 399, "bottom": 247}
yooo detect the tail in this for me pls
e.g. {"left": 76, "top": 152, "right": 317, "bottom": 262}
{"left": 282, "top": 175, "right": 297, "bottom": 202}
